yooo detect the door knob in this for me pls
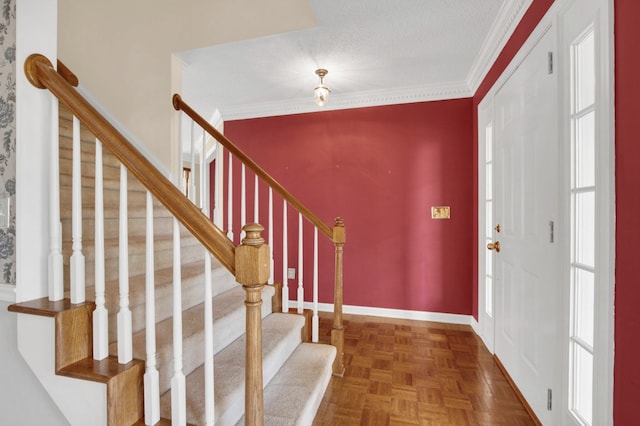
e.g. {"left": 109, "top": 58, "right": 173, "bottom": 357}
{"left": 487, "top": 241, "right": 501, "bottom": 252}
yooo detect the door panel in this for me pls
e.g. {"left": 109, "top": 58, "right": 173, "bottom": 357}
{"left": 493, "top": 27, "right": 560, "bottom": 424}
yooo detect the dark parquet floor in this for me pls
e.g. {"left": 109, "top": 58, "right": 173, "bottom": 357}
{"left": 313, "top": 312, "right": 536, "bottom": 426}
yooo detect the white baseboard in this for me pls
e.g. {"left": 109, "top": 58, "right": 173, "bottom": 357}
{"left": 0, "top": 284, "right": 16, "bottom": 303}
{"left": 288, "top": 301, "right": 474, "bottom": 327}
{"left": 469, "top": 317, "right": 480, "bottom": 335}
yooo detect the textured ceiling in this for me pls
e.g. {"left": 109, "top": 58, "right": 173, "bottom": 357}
{"left": 177, "top": 0, "right": 525, "bottom": 121}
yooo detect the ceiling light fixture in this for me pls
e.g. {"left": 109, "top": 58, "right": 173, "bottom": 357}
{"left": 313, "top": 69, "right": 330, "bottom": 106}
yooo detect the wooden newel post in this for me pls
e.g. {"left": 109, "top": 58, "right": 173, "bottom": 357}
{"left": 331, "top": 217, "right": 346, "bottom": 377}
{"left": 235, "top": 223, "right": 270, "bottom": 426}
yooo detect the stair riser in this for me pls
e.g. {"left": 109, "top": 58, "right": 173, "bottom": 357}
{"left": 63, "top": 240, "right": 205, "bottom": 286}
{"left": 59, "top": 148, "right": 125, "bottom": 181}
{"left": 61, "top": 216, "right": 176, "bottom": 241}
{"left": 60, "top": 184, "right": 164, "bottom": 213}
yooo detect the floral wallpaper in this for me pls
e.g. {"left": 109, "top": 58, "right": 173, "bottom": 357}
{"left": 0, "top": 0, "right": 15, "bottom": 285}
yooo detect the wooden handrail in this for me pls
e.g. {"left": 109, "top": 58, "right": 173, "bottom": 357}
{"left": 56, "top": 59, "right": 78, "bottom": 87}
{"left": 25, "top": 54, "right": 237, "bottom": 274}
{"left": 172, "top": 94, "right": 334, "bottom": 239}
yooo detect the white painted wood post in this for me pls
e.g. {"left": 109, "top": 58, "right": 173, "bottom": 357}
{"left": 93, "top": 140, "right": 108, "bottom": 360}
{"left": 282, "top": 201, "right": 289, "bottom": 312}
{"left": 214, "top": 144, "right": 224, "bottom": 229}
{"left": 203, "top": 250, "right": 215, "bottom": 425}
{"left": 268, "top": 187, "right": 274, "bottom": 285}
{"left": 189, "top": 121, "right": 196, "bottom": 204}
{"left": 144, "top": 191, "right": 160, "bottom": 425}
{"left": 313, "top": 226, "right": 319, "bottom": 342}
{"left": 254, "top": 174, "right": 259, "bottom": 223}
{"left": 70, "top": 116, "right": 85, "bottom": 304}
{"left": 200, "top": 127, "right": 207, "bottom": 213}
{"left": 48, "top": 97, "right": 63, "bottom": 301}
{"left": 297, "top": 213, "right": 304, "bottom": 314}
{"left": 171, "top": 218, "right": 186, "bottom": 424}
{"left": 240, "top": 164, "right": 246, "bottom": 240}
{"left": 117, "top": 164, "right": 133, "bottom": 363}
{"left": 227, "top": 152, "right": 234, "bottom": 242}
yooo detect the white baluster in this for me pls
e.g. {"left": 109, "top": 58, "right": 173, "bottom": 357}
{"left": 189, "top": 121, "right": 196, "bottom": 204}
{"left": 268, "top": 187, "right": 274, "bottom": 285}
{"left": 203, "top": 250, "right": 215, "bottom": 425}
{"left": 144, "top": 191, "right": 160, "bottom": 424}
{"left": 297, "top": 213, "right": 304, "bottom": 314}
{"left": 227, "top": 152, "right": 234, "bottom": 242}
{"left": 49, "top": 96, "right": 64, "bottom": 301}
{"left": 93, "top": 140, "right": 108, "bottom": 360}
{"left": 241, "top": 164, "right": 246, "bottom": 239}
{"left": 201, "top": 127, "right": 207, "bottom": 213}
{"left": 70, "top": 116, "right": 85, "bottom": 303}
{"left": 171, "top": 218, "right": 186, "bottom": 424}
{"left": 254, "top": 174, "right": 259, "bottom": 223}
{"left": 48, "top": 97, "right": 63, "bottom": 301}
{"left": 282, "top": 201, "right": 289, "bottom": 312}
{"left": 117, "top": 164, "right": 132, "bottom": 363}
{"left": 214, "top": 144, "right": 224, "bottom": 229}
{"left": 312, "top": 226, "right": 319, "bottom": 343}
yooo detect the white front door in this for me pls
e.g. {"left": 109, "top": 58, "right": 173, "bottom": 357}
{"left": 492, "top": 27, "right": 561, "bottom": 424}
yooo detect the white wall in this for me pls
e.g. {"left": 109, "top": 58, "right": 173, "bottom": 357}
{"left": 0, "top": 303, "right": 68, "bottom": 425}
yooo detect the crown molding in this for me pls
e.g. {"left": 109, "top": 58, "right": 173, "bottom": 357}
{"left": 221, "top": 81, "right": 472, "bottom": 121}
{"left": 216, "top": 0, "right": 531, "bottom": 121}
{"left": 466, "top": 0, "right": 534, "bottom": 93}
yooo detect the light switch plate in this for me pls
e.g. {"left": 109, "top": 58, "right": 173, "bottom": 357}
{"left": 287, "top": 268, "right": 296, "bottom": 279}
{"left": 431, "top": 206, "right": 450, "bottom": 219}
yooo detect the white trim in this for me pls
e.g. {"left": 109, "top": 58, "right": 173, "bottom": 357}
{"left": 477, "top": 95, "right": 495, "bottom": 354}
{"left": 467, "top": 0, "right": 534, "bottom": 92}
{"left": 222, "top": 81, "right": 471, "bottom": 120}
{"left": 15, "top": 0, "right": 57, "bottom": 303}
{"left": 291, "top": 301, "right": 475, "bottom": 327}
{"left": 76, "top": 84, "right": 171, "bottom": 178}
{"left": 469, "top": 317, "right": 480, "bottom": 335}
{"left": 0, "top": 284, "right": 15, "bottom": 303}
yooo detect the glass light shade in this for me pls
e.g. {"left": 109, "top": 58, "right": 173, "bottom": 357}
{"left": 314, "top": 84, "right": 330, "bottom": 106}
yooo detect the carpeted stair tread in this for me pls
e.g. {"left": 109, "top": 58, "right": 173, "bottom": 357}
{"left": 117, "top": 284, "right": 275, "bottom": 396}
{"left": 236, "top": 343, "right": 336, "bottom": 426}
{"left": 159, "top": 313, "right": 305, "bottom": 426}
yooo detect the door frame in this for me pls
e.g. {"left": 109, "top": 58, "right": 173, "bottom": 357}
{"left": 476, "top": 0, "right": 614, "bottom": 423}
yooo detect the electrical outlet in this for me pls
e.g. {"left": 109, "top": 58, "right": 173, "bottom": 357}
{"left": 287, "top": 268, "right": 296, "bottom": 279}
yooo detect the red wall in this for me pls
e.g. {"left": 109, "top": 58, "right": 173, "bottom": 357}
{"left": 613, "top": 0, "right": 640, "bottom": 422}
{"left": 225, "top": 99, "right": 474, "bottom": 314}
{"left": 221, "top": 0, "right": 640, "bottom": 419}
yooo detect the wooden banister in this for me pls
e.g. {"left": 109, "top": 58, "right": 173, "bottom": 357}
{"left": 174, "top": 93, "right": 347, "bottom": 376}
{"left": 172, "top": 94, "right": 334, "bottom": 239}
{"left": 331, "top": 217, "right": 345, "bottom": 376}
{"left": 56, "top": 59, "right": 78, "bottom": 87}
{"left": 25, "top": 54, "right": 236, "bottom": 274}
{"left": 235, "top": 223, "right": 269, "bottom": 426}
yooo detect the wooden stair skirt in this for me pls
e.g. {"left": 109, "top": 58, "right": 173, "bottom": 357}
{"left": 9, "top": 103, "right": 336, "bottom": 425}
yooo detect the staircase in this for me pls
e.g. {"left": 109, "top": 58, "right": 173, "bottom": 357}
{"left": 10, "top": 56, "right": 342, "bottom": 425}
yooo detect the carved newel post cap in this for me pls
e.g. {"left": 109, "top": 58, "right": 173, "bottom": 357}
{"left": 241, "top": 223, "right": 265, "bottom": 247}
{"left": 333, "top": 217, "right": 346, "bottom": 244}
{"left": 236, "top": 223, "right": 270, "bottom": 285}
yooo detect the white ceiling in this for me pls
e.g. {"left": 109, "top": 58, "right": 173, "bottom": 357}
{"left": 177, "top": 0, "right": 530, "bottom": 122}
